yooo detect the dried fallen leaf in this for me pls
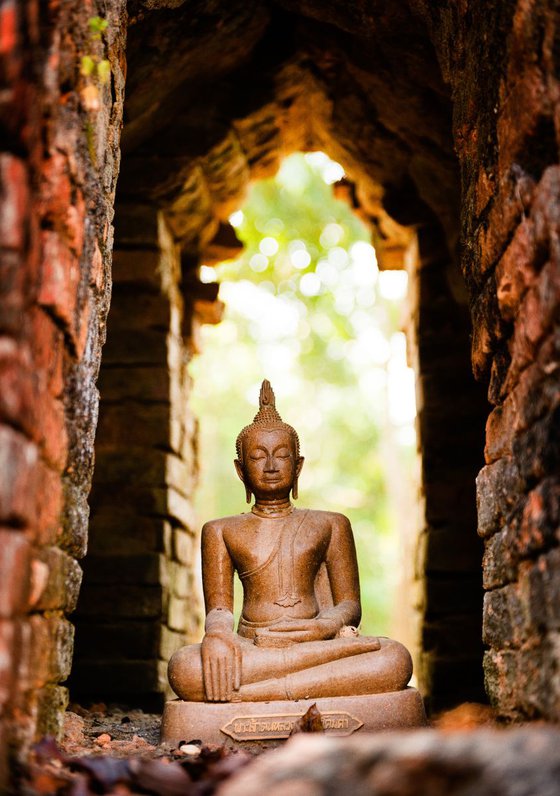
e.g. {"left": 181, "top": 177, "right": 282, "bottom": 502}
{"left": 129, "top": 758, "right": 193, "bottom": 796}
{"left": 69, "top": 755, "right": 131, "bottom": 790}
{"left": 290, "top": 703, "right": 324, "bottom": 735}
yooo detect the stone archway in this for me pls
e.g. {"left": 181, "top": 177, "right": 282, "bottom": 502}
{"left": 71, "top": 0, "right": 488, "bottom": 715}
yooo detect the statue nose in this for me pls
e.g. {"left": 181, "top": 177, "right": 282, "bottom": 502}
{"left": 264, "top": 457, "right": 279, "bottom": 471}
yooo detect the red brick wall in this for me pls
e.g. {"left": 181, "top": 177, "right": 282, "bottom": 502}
{"left": 0, "top": 0, "right": 126, "bottom": 783}
{"left": 416, "top": 0, "right": 560, "bottom": 720}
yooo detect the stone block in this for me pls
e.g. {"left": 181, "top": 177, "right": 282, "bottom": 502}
{"left": 101, "top": 328, "right": 169, "bottom": 366}
{"left": 418, "top": 526, "right": 482, "bottom": 575}
{"left": 160, "top": 625, "right": 186, "bottom": 662}
{"left": 113, "top": 206, "right": 160, "bottom": 249}
{"left": 173, "top": 528, "right": 195, "bottom": 565}
{"left": 168, "top": 561, "right": 189, "bottom": 598}
{"left": 0, "top": 529, "right": 30, "bottom": 617}
{"left": 70, "top": 660, "right": 160, "bottom": 696}
{"left": 74, "top": 621, "right": 161, "bottom": 660}
{"left": 75, "top": 584, "right": 163, "bottom": 620}
{"left": 424, "top": 575, "right": 482, "bottom": 617}
{"left": 35, "top": 461, "right": 63, "bottom": 546}
{"left": 88, "top": 512, "right": 164, "bottom": 554}
{"left": 108, "top": 288, "right": 175, "bottom": 331}
{"left": 167, "top": 595, "right": 190, "bottom": 633}
{"left": 82, "top": 553, "right": 166, "bottom": 586}
{"left": 98, "top": 366, "right": 171, "bottom": 402}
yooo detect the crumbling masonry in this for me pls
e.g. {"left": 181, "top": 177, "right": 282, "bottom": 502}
{"left": 1, "top": 0, "right": 559, "bottom": 786}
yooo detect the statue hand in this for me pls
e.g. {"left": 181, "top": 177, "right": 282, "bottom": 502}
{"left": 201, "top": 632, "right": 242, "bottom": 701}
{"left": 255, "top": 616, "right": 340, "bottom": 645}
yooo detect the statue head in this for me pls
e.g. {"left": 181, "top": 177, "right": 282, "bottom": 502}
{"left": 235, "top": 380, "right": 304, "bottom": 503}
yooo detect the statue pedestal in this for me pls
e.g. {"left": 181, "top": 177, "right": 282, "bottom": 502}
{"left": 160, "top": 688, "right": 426, "bottom": 751}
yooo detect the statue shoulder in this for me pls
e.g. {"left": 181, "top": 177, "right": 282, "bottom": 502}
{"left": 300, "top": 509, "right": 352, "bottom": 530}
{"left": 201, "top": 513, "right": 251, "bottom": 536}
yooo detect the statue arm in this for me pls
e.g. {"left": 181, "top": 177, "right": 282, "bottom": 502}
{"left": 200, "top": 522, "right": 241, "bottom": 700}
{"left": 322, "top": 513, "right": 361, "bottom": 629}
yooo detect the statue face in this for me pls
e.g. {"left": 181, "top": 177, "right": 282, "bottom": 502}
{"left": 239, "top": 427, "right": 302, "bottom": 499}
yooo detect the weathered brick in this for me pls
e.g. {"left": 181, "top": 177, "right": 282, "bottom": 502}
{"left": 28, "top": 614, "right": 74, "bottom": 688}
{"left": 495, "top": 218, "right": 536, "bottom": 321}
{"left": 497, "top": 66, "right": 549, "bottom": 174}
{"left": 512, "top": 407, "right": 560, "bottom": 486}
{"left": 0, "top": 620, "right": 15, "bottom": 707}
{"left": 33, "top": 547, "right": 83, "bottom": 613}
{"left": 0, "top": 529, "right": 30, "bottom": 617}
{"left": 0, "top": 426, "right": 39, "bottom": 526}
{"left": 517, "top": 478, "right": 560, "bottom": 557}
{"left": 35, "top": 461, "right": 63, "bottom": 546}
{"left": 483, "top": 584, "right": 526, "bottom": 649}
{"left": 531, "top": 166, "right": 560, "bottom": 264}
{"left": 37, "top": 231, "right": 80, "bottom": 335}
{"left": 0, "top": 337, "right": 36, "bottom": 433}
{"left": 482, "top": 521, "right": 519, "bottom": 590}
{"left": 36, "top": 685, "right": 68, "bottom": 740}
{"left": 484, "top": 400, "right": 515, "bottom": 464}
{"left": 476, "top": 458, "right": 524, "bottom": 538}
{"left": 0, "top": 155, "right": 28, "bottom": 250}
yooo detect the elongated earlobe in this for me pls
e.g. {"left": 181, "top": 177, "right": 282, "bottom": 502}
{"left": 245, "top": 485, "right": 252, "bottom": 504}
{"left": 292, "top": 478, "right": 299, "bottom": 501}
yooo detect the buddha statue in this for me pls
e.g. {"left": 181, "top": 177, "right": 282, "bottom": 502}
{"left": 167, "top": 381, "right": 414, "bottom": 705}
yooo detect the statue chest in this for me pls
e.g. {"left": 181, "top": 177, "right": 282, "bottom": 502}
{"left": 226, "top": 514, "right": 328, "bottom": 607}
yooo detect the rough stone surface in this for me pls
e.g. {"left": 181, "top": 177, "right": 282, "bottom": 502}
{"left": 217, "top": 729, "right": 560, "bottom": 796}
{"left": 0, "top": 0, "right": 127, "bottom": 786}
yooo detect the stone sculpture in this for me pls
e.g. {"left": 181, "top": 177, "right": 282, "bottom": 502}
{"left": 162, "top": 381, "right": 425, "bottom": 745}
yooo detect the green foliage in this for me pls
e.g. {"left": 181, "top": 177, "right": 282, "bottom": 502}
{"left": 88, "top": 16, "right": 109, "bottom": 38}
{"left": 191, "top": 154, "right": 414, "bottom": 635}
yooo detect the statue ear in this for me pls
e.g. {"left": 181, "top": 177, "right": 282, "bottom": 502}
{"left": 234, "top": 459, "right": 252, "bottom": 504}
{"left": 292, "top": 457, "right": 304, "bottom": 500}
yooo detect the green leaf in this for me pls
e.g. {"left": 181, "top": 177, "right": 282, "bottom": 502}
{"left": 96, "top": 59, "right": 111, "bottom": 84}
{"left": 88, "top": 16, "right": 108, "bottom": 35}
{"left": 80, "top": 55, "right": 95, "bottom": 77}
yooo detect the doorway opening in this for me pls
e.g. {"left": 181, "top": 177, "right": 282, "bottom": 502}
{"left": 191, "top": 151, "right": 417, "bottom": 644}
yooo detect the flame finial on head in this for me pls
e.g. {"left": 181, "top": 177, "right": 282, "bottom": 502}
{"left": 236, "top": 380, "right": 300, "bottom": 460}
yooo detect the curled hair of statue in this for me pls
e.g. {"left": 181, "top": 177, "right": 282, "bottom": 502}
{"left": 236, "top": 380, "right": 301, "bottom": 461}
